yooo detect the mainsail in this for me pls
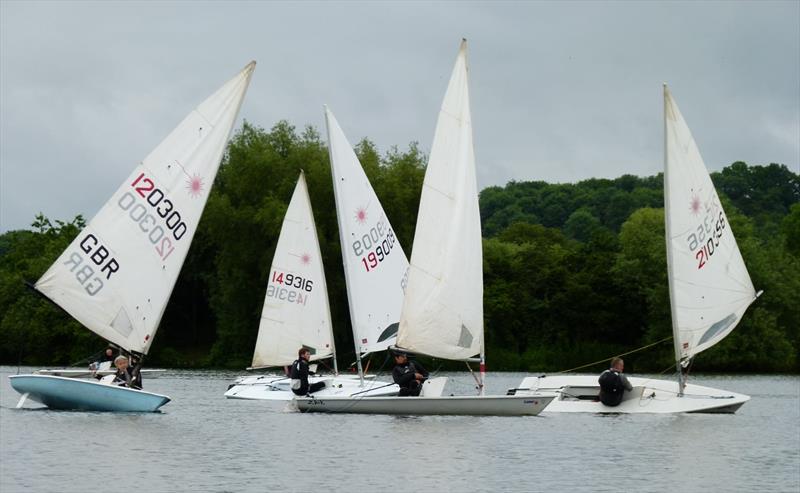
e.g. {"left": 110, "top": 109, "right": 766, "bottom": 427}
{"left": 324, "top": 107, "right": 409, "bottom": 356}
{"left": 396, "top": 39, "right": 484, "bottom": 361}
{"left": 251, "top": 172, "right": 335, "bottom": 368}
{"left": 663, "top": 84, "right": 759, "bottom": 366}
{"left": 34, "top": 62, "right": 256, "bottom": 355}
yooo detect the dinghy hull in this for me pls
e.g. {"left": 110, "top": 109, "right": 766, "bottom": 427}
{"left": 9, "top": 375, "right": 170, "bottom": 412}
{"left": 293, "top": 393, "right": 555, "bottom": 416}
{"left": 511, "top": 375, "right": 749, "bottom": 414}
{"left": 225, "top": 374, "right": 399, "bottom": 401}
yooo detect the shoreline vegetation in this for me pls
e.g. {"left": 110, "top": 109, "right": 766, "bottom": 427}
{"left": 1, "top": 121, "right": 797, "bottom": 373}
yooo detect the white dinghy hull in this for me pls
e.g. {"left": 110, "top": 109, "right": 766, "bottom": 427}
{"left": 10, "top": 375, "right": 170, "bottom": 412}
{"left": 512, "top": 375, "right": 749, "bottom": 414}
{"left": 294, "top": 393, "right": 555, "bottom": 416}
{"left": 225, "top": 374, "right": 399, "bottom": 401}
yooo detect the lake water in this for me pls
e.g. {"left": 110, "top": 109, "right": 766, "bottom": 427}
{"left": 1, "top": 367, "right": 798, "bottom": 492}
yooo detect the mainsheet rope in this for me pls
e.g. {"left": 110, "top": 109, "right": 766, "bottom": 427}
{"left": 549, "top": 335, "right": 674, "bottom": 374}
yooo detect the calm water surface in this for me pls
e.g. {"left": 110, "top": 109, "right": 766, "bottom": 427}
{"left": 1, "top": 367, "right": 798, "bottom": 492}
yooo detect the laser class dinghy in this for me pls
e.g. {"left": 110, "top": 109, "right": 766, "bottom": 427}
{"left": 224, "top": 166, "right": 404, "bottom": 401}
{"left": 294, "top": 40, "right": 555, "bottom": 416}
{"left": 10, "top": 62, "right": 256, "bottom": 412}
{"left": 510, "top": 85, "right": 756, "bottom": 414}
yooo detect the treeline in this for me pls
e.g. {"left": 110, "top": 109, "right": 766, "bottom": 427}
{"left": 0, "top": 121, "right": 797, "bottom": 373}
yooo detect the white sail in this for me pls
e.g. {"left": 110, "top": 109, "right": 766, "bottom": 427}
{"left": 34, "top": 62, "right": 256, "bottom": 355}
{"left": 251, "top": 172, "right": 335, "bottom": 368}
{"left": 396, "top": 40, "right": 484, "bottom": 361}
{"left": 324, "top": 107, "right": 409, "bottom": 356}
{"left": 663, "top": 85, "right": 758, "bottom": 363}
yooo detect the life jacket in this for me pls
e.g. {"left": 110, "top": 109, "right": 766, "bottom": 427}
{"left": 598, "top": 369, "right": 624, "bottom": 406}
{"left": 290, "top": 359, "right": 304, "bottom": 391}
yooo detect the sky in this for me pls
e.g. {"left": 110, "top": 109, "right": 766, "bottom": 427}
{"left": 1, "top": 0, "right": 798, "bottom": 232}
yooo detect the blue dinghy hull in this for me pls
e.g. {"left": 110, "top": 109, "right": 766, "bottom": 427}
{"left": 9, "top": 375, "right": 170, "bottom": 412}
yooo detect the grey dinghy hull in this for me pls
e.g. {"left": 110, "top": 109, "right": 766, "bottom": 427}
{"left": 9, "top": 375, "right": 170, "bottom": 412}
{"left": 293, "top": 393, "right": 555, "bottom": 416}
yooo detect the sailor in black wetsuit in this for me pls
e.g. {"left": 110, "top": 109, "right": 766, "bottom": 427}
{"left": 392, "top": 351, "right": 429, "bottom": 396}
{"left": 290, "top": 348, "right": 326, "bottom": 396}
{"left": 598, "top": 357, "right": 633, "bottom": 406}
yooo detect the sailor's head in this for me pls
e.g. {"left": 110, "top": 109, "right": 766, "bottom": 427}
{"left": 298, "top": 348, "right": 311, "bottom": 361}
{"left": 105, "top": 347, "right": 114, "bottom": 357}
{"left": 610, "top": 357, "right": 624, "bottom": 372}
{"left": 114, "top": 355, "right": 129, "bottom": 370}
{"left": 393, "top": 351, "right": 408, "bottom": 364}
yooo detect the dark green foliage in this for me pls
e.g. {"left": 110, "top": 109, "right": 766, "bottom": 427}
{"left": 0, "top": 122, "right": 796, "bottom": 374}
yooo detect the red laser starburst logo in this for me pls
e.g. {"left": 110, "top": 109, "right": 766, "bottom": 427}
{"left": 689, "top": 194, "right": 702, "bottom": 216}
{"left": 187, "top": 174, "right": 204, "bottom": 198}
{"left": 300, "top": 253, "right": 311, "bottom": 265}
{"left": 355, "top": 207, "right": 367, "bottom": 224}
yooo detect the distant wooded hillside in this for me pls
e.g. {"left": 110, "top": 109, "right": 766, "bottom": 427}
{"left": 1, "top": 121, "right": 797, "bottom": 373}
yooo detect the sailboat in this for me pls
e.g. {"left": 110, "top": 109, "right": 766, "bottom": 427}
{"left": 224, "top": 169, "right": 400, "bottom": 401}
{"left": 511, "top": 85, "right": 756, "bottom": 413}
{"left": 294, "top": 40, "right": 555, "bottom": 416}
{"left": 9, "top": 61, "right": 256, "bottom": 412}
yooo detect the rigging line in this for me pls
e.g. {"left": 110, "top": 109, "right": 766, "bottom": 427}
{"left": 465, "top": 361, "right": 481, "bottom": 391}
{"left": 547, "top": 336, "right": 674, "bottom": 374}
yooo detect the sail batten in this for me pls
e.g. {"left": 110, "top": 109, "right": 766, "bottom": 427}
{"left": 251, "top": 173, "right": 335, "bottom": 368}
{"left": 34, "top": 62, "right": 255, "bottom": 355}
{"left": 663, "top": 85, "right": 758, "bottom": 365}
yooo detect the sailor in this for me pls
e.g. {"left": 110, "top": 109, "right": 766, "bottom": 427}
{"left": 290, "top": 348, "right": 326, "bottom": 396}
{"left": 112, "top": 355, "right": 143, "bottom": 390}
{"left": 89, "top": 346, "right": 117, "bottom": 373}
{"left": 392, "top": 350, "right": 429, "bottom": 397}
{"left": 598, "top": 357, "right": 633, "bottom": 406}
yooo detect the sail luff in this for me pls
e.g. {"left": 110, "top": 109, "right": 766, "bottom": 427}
{"left": 324, "top": 106, "right": 363, "bottom": 380}
{"left": 34, "top": 62, "right": 256, "bottom": 355}
{"left": 304, "top": 171, "right": 338, "bottom": 374}
{"left": 663, "top": 84, "right": 686, "bottom": 391}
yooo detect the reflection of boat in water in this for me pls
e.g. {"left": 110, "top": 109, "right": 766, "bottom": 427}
{"left": 511, "top": 85, "right": 757, "bottom": 414}
{"left": 224, "top": 172, "right": 399, "bottom": 402}
{"left": 9, "top": 62, "right": 256, "bottom": 412}
{"left": 295, "top": 40, "right": 555, "bottom": 416}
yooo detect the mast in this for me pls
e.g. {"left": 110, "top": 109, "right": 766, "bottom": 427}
{"left": 663, "top": 83, "right": 686, "bottom": 396}
{"left": 323, "top": 108, "right": 360, "bottom": 382}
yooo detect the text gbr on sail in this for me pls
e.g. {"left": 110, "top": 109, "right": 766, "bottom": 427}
{"left": 63, "top": 234, "right": 119, "bottom": 296}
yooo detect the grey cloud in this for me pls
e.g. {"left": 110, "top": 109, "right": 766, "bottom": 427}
{"left": 1, "top": 1, "right": 798, "bottom": 232}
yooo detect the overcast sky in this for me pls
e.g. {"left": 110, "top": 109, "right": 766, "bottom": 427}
{"left": 1, "top": 0, "right": 798, "bottom": 232}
